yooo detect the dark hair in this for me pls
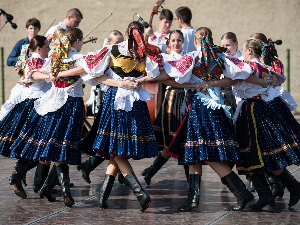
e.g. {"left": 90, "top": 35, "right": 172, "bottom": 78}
{"left": 66, "top": 8, "right": 83, "bottom": 19}
{"left": 127, "top": 21, "right": 144, "bottom": 34}
{"left": 29, "top": 35, "right": 47, "bottom": 52}
{"left": 26, "top": 18, "right": 41, "bottom": 30}
{"left": 159, "top": 9, "right": 173, "bottom": 21}
{"left": 245, "top": 39, "right": 263, "bottom": 57}
{"left": 175, "top": 6, "right": 192, "bottom": 24}
{"left": 221, "top": 32, "right": 237, "bottom": 43}
{"left": 166, "top": 30, "right": 184, "bottom": 47}
{"left": 64, "top": 27, "right": 83, "bottom": 45}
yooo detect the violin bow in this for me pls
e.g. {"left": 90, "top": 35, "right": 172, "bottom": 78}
{"left": 42, "top": 19, "right": 56, "bottom": 36}
{"left": 83, "top": 13, "right": 113, "bottom": 40}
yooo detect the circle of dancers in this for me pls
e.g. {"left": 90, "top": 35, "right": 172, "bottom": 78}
{"left": 1, "top": 6, "right": 300, "bottom": 213}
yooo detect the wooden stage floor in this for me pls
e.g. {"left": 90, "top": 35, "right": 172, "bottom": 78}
{"left": 1, "top": 154, "right": 300, "bottom": 225}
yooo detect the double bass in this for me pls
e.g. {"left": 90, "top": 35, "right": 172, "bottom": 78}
{"left": 143, "top": 0, "right": 165, "bottom": 123}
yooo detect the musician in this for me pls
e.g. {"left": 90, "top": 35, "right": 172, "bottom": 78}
{"left": 7, "top": 18, "right": 41, "bottom": 68}
{"left": 45, "top": 8, "right": 83, "bottom": 43}
{"left": 145, "top": 9, "right": 173, "bottom": 53}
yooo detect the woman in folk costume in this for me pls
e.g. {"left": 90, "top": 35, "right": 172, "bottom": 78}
{"left": 10, "top": 28, "right": 88, "bottom": 207}
{"left": 242, "top": 33, "right": 286, "bottom": 199}
{"left": 55, "top": 21, "right": 169, "bottom": 212}
{"left": 234, "top": 38, "right": 300, "bottom": 210}
{"left": 153, "top": 27, "right": 275, "bottom": 212}
{"left": 142, "top": 30, "right": 200, "bottom": 185}
{"left": 201, "top": 38, "right": 300, "bottom": 210}
{"left": 0, "top": 35, "right": 52, "bottom": 198}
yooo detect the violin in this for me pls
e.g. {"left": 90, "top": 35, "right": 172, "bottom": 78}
{"left": 144, "top": 0, "right": 166, "bottom": 123}
{"left": 83, "top": 37, "right": 98, "bottom": 45}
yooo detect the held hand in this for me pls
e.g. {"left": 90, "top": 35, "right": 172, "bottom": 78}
{"left": 195, "top": 82, "right": 209, "bottom": 93}
{"left": 121, "top": 79, "right": 139, "bottom": 90}
{"left": 50, "top": 73, "right": 58, "bottom": 83}
{"left": 270, "top": 74, "right": 279, "bottom": 87}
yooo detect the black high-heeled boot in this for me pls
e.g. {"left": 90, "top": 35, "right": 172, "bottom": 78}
{"left": 249, "top": 174, "right": 275, "bottom": 210}
{"left": 77, "top": 156, "right": 105, "bottom": 184}
{"left": 39, "top": 164, "right": 58, "bottom": 202}
{"left": 221, "top": 171, "right": 254, "bottom": 211}
{"left": 125, "top": 172, "right": 151, "bottom": 212}
{"left": 276, "top": 169, "right": 300, "bottom": 207}
{"left": 9, "top": 159, "right": 29, "bottom": 199}
{"left": 56, "top": 164, "right": 74, "bottom": 207}
{"left": 141, "top": 152, "right": 168, "bottom": 186}
{"left": 33, "top": 162, "right": 50, "bottom": 193}
{"left": 98, "top": 174, "right": 115, "bottom": 209}
{"left": 264, "top": 171, "right": 284, "bottom": 198}
{"left": 178, "top": 174, "right": 201, "bottom": 212}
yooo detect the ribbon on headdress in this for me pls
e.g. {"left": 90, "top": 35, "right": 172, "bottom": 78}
{"left": 201, "top": 36, "right": 226, "bottom": 71}
{"left": 128, "top": 26, "right": 163, "bottom": 69}
{"left": 261, "top": 38, "right": 276, "bottom": 66}
{"left": 50, "top": 36, "right": 71, "bottom": 77}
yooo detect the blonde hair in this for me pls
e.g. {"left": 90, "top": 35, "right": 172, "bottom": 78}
{"left": 245, "top": 39, "right": 263, "bottom": 57}
{"left": 52, "top": 28, "right": 66, "bottom": 41}
{"left": 249, "top": 33, "right": 267, "bottom": 43}
{"left": 221, "top": 32, "right": 237, "bottom": 43}
{"left": 194, "top": 27, "right": 212, "bottom": 42}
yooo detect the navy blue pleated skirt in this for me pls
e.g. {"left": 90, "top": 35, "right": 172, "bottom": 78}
{"left": 236, "top": 98, "right": 300, "bottom": 175}
{"left": 10, "top": 96, "right": 83, "bottom": 165}
{"left": 92, "top": 87, "right": 158, "bottom": 159}
{"left": 0, "top": 98, "right": 36, "bottom": 158}
{"left": 178, "top": 92, "right": 241, "bottom": 165}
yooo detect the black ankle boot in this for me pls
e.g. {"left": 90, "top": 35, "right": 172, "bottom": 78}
{"left": 246, "top": 174, "right": 255, "bottom": 192}
{"left": 141, "top": 152, "right": 168, "bottom": 186}
{"left": 9, "top": 159, "right": 29, "bottom": 199}
{"left": 77, "top": 156, "right": 105, "bottom": 184}
{"left": 125, "top": 172, "right": 151, "bottom": 212}
{"left": 277, "top": 169, "right": 300, "bottom": 207}
{"left": 249, "top": 174, "right": 275, "bottom": 210}
{"left": 56, "top": 164, "right": 74, "bottom": 207}
{"left": 98, "top": 174, "right": 115, "bottom": 209}
{"left": 33, "top": 162, "right": 51, "bottom": 193}
{"left": 221, "top": 171, "right": 254, "bottom": 211}
{"left": 118, "top": 171, "right": 129, "bottom": 186}
{"left": 178, "top": 174, "right": 201, "bottom": 212}
{"left": 39, "top": 165, "right": 58, "bottom": 202}
{"left": 264, "top": 171, "right": 284, "bottom": 198}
